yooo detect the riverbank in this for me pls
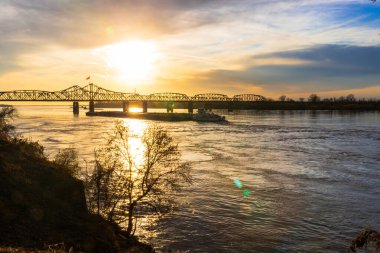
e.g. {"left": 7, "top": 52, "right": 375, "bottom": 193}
{"left": 0, "top": 131, "right": 154, "bottom": 252}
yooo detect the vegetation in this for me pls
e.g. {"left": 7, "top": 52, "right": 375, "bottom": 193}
{"left": 279, "top": 95, "right": 287, "bottom": 102}
{"left": 54, "top": 148, "right": 81, "bottom": 177}
{"left": 350, "top": 228, "right": 380, "bottom": 253}
{"left": 0, "top": 106, "right": 16, "bottom": 140}
{"left": 1, "top": 106, "right": 191, "bottom": 252}
{"left": 85, "top": 121, "right": 191, "bottom": 237}
{"left": 0, "top": 106, "right": 44, "bottom": 159}
{"left": 308, "top": 93, "right": 321, "bottom": 103}
{"left": 275, "top": 93, "right": 380, "bottom": 103}
{"left": 0, "top": 107, "right": 155, "bottom": 252}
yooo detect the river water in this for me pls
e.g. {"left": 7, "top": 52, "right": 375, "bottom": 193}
{"left": 11, "top": 105, "right": 380, "bottom": 252}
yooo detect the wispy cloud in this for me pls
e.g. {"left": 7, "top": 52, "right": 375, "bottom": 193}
{"left": 182, "top": 44, "right": 380, "bottom": 95}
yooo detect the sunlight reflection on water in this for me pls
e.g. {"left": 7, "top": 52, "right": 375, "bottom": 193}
{"left": 122, "top": 119, "right": 147, "bottom": 174}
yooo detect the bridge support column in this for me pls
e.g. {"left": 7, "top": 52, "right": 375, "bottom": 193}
{"left": 205, "top": 102, "right": 212, "bottom": 111}
{"left": 123, "top": 101, "right": 129, "bottom": 113}
{"left": 73, "top": 101, "right": 79, "bottom": 115}
{"left": 142, "top": 101, "right": 148, "bottom": 113}
{"left": 89, "top": 100, "right": 95, "bottom": 113}
{"left": 228, "top": 101, "right": 234, "bottom": 112}
{"left": 166, "top": 101, "right": 174, "bottom": 113}
{"left": 188, "top": 101, "right": 194, "bottom": 113}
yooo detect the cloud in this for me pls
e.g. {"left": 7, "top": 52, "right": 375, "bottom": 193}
{"left": 259, "top": 44, "right": 380, "bottom": 74}
{"left": 2, "top": 0, "right": 378, "bottom": 51}
{"left": 0, "top": 0, "right": 236, "bottom": 75}
{"left": 0, "top": 41, "right": 38, "bottom": 75}
{"left": 194, "top": 44, "right": 380, "bottom": 94}
{"left": 1, "top": 0, "right": 228, "bottom": 48}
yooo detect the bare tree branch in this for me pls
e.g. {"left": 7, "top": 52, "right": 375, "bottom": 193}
{"left": 85, "top": 121, "right": 191, "bottom": 237}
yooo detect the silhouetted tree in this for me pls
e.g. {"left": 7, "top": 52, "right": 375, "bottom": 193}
{"left": 0, "top": 106, "right": 16, "bottom": 140}
{"left": 85, "top": 122, "right": 191, "bottom": 237}
{"left": 54, "top": 148, "right": 81, "bottom": 177}
{"left": 286, "top": 97, "right": 295, "bottom": 102}
{"left": 279, "top": 95, "right": 287, "bottom": 102}
{"left": 338, "top": 96, "right": 346, "bottom": 102}
{"left": 0, "top": 106, "right": 45, "bottom": 159}
{"left": 346, "top": 94, "right": 356, "bottom": 102}
{"left": 308, "top": 94, "right": 320, "bottom": 103}
{"left": 299, "top": 98, "right": 305, "bottom": 102}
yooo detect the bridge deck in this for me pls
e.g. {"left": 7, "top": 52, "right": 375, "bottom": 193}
{"left": 0, "top": 84, "right": 266, "bottom": 102}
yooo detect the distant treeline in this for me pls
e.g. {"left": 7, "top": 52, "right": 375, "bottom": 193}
{"left": 96, "top": 94, "right": 380, "bottom": 110}
{"left": 276, "top": 93, "right": 378, "bottom": 103}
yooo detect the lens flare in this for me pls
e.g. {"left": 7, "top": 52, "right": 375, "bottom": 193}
{"left": 233, "top": 178, "right": 243, "bottom": 189}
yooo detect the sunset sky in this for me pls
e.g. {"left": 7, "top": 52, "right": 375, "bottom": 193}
{"left": 0, "top": 0, "right": 379, "bottom": 99}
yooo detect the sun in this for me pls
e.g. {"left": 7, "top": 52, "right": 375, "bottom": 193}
{"left": 103, "top": 40, "right": 160, "bottom": 83}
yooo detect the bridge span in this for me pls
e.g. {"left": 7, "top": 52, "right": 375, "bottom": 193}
{"left": 0, "top": 83, "right": 266, "bottom": 114}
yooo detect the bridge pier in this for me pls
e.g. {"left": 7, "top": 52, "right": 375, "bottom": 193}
{"left": 205, "top": 102, "right": 212, "bottom": 111}
{"left": 89, "top": 100, "right": 95, "bottom": 113}
{"left": 142, "top": 101, "right": 148, "bottom": 113}
{"left": 228, "top": 101, "right": 234, "bottom": 112}
{"left": 188, "top": 101, "right": 194, "bottom": 113}
{"left": 123, "top": 101, "right": 129, "bottom": 113}
{"left": 73, "top": 101, "right": 79, "bottom": 115}
{"left": 166, "top": 101, "right": 174, "bottom": 113}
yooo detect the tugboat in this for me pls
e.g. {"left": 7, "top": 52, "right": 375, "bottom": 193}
{"left": 193, "top": 108, "right": 227, "bottom": 123}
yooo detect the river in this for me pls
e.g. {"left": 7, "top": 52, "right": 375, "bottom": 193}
{"left": 11, "top": 105, "right": 380, "bottom": 252}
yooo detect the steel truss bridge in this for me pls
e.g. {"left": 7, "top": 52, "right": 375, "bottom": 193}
{"left": 0, "top": 83, "right": 265, "bottom": 102}
{"left": 0, "top": 83, "right": 266, "bottom": 114}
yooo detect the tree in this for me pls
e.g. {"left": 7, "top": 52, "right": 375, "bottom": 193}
{"left": 346, "top": 94, "right": 356, "bottom": 102}
{"left": 278, "top": 95, "right": 287, "bottom": 102}
{"left": 54, "top": 148, "right": 81, "bottom": 177}
{"left": 286, "top": 97, "right": 294, "bottom": 102}
{"left": 338, "top": 96, "right": 346, "bottom": 102}
{"left": 0, "top": 106, "right": 16, "bottom": 140}
{"left": 308, "top": 93, "right": 320, "bottom": 103}
{"left": 85, "top": 122, "right": 191, "bottom": 237}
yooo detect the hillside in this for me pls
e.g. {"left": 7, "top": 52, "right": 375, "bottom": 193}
{"left": 0, "top": 137, "right": 153, "bottom": 253}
